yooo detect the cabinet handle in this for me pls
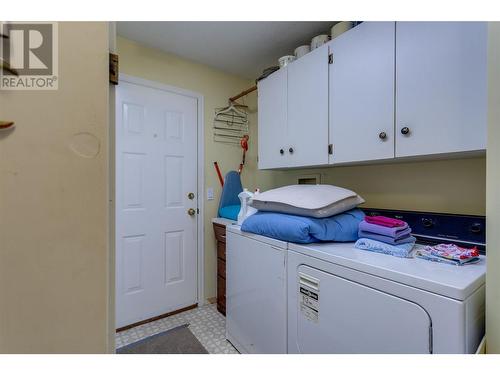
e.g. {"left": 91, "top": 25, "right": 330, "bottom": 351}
{"left": 279, "top": 149, "right": 284, "bottom": 155}
{"left": 378, "top": 131, "right": 387, "bottom": 140}
{"left": 289, "top": 147, "right": 294, "bottom": 154}
{"left": 401, "top": 127, "right": 410, "bottom": 135}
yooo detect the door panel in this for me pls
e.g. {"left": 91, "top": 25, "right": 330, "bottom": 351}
{"left": 395, "top": 22, "right": 487, "bottom": 157}
{"left": 294, "top": 265, "right": 431, "bottom": 353}
{"left": 287, "top": 44, "right": 329, "bottom": 167}
{"left": 257, "top": 68, "right": 288, "bottom": 169}
{"left": 116, "top": 80, "right": 198, "bottom": 328}
{"left": 329, "top": 22, "right": 396, "bottom": 164}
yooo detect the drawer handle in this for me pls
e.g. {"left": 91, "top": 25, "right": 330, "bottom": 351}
{"left": 279, "top": 149, "right": 284, "bottom": 155}
{"left": 401, "top": 126, "right": 410, "bottom": 135}
{"left": 378, "top": 131, "right": 387, "bottom": 140}
{"left": 289, "top": 147, "right": 294, "bottom": 154}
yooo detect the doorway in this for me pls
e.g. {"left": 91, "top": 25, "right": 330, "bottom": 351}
{"left": 115, "top": 75, "right": 204, "bottom": 329}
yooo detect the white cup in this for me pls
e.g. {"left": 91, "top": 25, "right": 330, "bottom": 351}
{"left": 331, "top": 21, "right": 354, "bottom": 39}
{"left": 278, "top": 55, "right": 296, "bottom": 68}
{"left": 294, "top": 45, "right": 311, "bottom": 59}
{"left": 311, "top": 34, "right": 330, "bottom": 50}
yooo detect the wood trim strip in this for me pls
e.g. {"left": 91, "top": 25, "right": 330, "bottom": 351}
{"left": 116, "top": 303, "right": 198, "bottom": 332}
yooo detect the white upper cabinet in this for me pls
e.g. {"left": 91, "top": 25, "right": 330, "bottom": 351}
{"left": 395, "top": 22, "right": 488, "bottom": 158}
{"left": 329, "top": 22, "right": 396, "bottom": 164}
{"left": 287, "top": 43, "right": 330, "bottom": 167}
{"left": 258, "top": 67, "right": 288, "bottom": 169}
{"left": 257, "top": 22, "right": 487, "bottom": 170}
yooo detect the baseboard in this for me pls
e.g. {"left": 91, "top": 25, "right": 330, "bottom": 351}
{"left": 116, "top": 303, "right": 198, "bottom": 332}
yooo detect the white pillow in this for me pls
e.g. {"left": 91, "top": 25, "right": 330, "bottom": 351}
{"left": 249, "top": 184, "right": 365, "bottom": 218}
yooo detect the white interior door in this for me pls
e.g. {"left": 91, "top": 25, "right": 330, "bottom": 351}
{"left": 116, "top": 79, "right": 199, "bottom": 328}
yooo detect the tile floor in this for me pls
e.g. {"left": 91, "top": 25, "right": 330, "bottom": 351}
{"left": 116, "top": 303, "right": 239, "bottom": 354}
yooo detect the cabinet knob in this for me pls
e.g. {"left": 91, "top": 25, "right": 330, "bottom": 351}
{"left": 378, "top": 131, "right": 387, "bottom": 140}
{"left": 279, "top": 149, "right": 284, "bottom": 155}
{"left": 289, "top": 147, "right": 294, "bottom": 154}
{"left": 470, "top": 223, "right": 482, "bottom": 234}
{"left": 422, "top": 218, "right": 434, "bottom": 228}
{"left": 401, "top": 127, "right": 410, "bottom": 135}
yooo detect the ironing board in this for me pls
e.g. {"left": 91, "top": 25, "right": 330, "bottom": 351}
{"left": 218, "top": 171, "right": 243, "bottom": 220}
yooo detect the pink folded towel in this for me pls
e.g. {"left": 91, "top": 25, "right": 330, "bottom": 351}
{"left": 365, "top": 215, "right": 406, "bottom": 228}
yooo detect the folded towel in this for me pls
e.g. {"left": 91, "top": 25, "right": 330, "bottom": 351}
{"left": 358, "top": 230, "right": 416, "bottom": 245}
{"left": 359, "top": 220, "right": 410, "bottom": 238}
{"left": 365, "top": 215, "right": 407, "bottom": 228}
{"left": 355, "top": 238, "right": 416, "bottom": 258}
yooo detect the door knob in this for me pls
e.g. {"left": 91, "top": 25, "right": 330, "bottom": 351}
{"left": 378, "top": 131, "right": 387, "bottom": 140}
{"left": 187, "top": 192, "right": 195, "bottom": 200}
{"left": 187, "top": 208, "right": 196, "bottom": 216}
{"left": 401, "top": 127, "right": 410, "bottom": 135}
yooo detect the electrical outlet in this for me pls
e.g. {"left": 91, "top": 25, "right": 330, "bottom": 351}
{"left": 207, "top": 187, "right": 214, "bottom": 200}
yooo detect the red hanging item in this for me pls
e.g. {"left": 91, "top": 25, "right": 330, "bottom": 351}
{"left": 238, "top": 135, "right": 249, "bottom": 174}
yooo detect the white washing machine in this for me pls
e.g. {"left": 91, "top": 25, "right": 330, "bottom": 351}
{"left": 226, "top": 225, "right": 287, "bottom": 354}
{"left": 287, "top": 242, "right": 486, "bottom": 354}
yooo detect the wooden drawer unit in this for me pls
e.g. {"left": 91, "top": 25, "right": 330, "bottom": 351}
{"left": 213, "top": 222, "right": 227, "bottom": 316}
{"left": 217, "top": 241, "right": 226, "bottom": 261}
{"left": 217, "top": 257, "right": 226, "bottom": 279}
{"left": 213, "top": 223, "right": 227, "bottom": 243}
{"left": 217, "top": 275, "right": 226, "bottom": 315}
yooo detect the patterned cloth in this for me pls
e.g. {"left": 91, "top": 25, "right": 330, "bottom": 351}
{"left": 415, "top": 243, "right": 480, "bottom": 266}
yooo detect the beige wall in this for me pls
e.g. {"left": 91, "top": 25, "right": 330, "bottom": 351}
{"left": 117, "top": 37, "right": 258, "bottom": 301}
{"left": 0, "top": 23, "right": 111, "bottom": 352}
{"left": 254, "top": 157, "right": 486, "bottom": 215}
{"left": 486, "top": 22, "right": 500, "bottom": 354}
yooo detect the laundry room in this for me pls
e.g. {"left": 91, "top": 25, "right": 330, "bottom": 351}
{"left": 112, "top": 21, "right": 489, "bottom": 354}
{"left": 2, "top": 3, "right": 500, "bottom": 371}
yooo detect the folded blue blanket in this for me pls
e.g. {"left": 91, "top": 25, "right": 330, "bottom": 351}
{"left": 241, "top": 209, "right": 364, "bottom": 244}
{"left": 355, "top": 238, "right": 416, "bottom": 258}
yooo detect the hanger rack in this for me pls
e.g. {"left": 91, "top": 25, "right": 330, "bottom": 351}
{"left": 213, "top": 102, "right": 249, "bottom": 145}
{"left": 212, "top": 85, "right": 257, "bottom": 145}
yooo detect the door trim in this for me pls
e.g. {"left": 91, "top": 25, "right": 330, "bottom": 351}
{"left": 116, "top": 73, "right": 205, "bottom": 310}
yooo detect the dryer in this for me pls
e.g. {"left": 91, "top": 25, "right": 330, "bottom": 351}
{"left": 287, "top": 242, "right": 486, "bottom": 354}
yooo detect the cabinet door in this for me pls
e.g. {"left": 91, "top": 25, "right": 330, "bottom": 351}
{"left": 329, "top": 22, "right": 396, "bottom": 164}
{"left": 287, "top": 44, "right": 329, "bottom": 167}
{"left": 257, "top": 68, "right": 288, "bottom": 169}
{"left": 395, "top": 22, "right": 487, "bottom": 157}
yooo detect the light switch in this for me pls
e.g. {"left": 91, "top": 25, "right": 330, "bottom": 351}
{"left": 207, "top": 187, "right": 214, "bottom": 200}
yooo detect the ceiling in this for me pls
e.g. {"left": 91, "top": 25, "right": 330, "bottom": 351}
{"left": 117, "top": 21, "right": 336, "bottom": 79}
